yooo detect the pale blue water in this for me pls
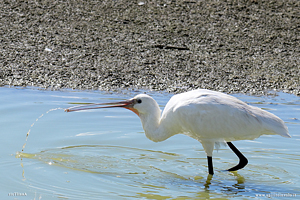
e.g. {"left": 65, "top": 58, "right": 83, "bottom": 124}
{"left": 1, "top": 87, "right": 299, "bottom": 199}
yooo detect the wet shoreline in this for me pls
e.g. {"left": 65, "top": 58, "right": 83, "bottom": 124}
{"left": 0, "top": 0, "right": 299, "bottom": 95}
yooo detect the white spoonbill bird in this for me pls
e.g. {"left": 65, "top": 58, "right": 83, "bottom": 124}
{"left": 65, "top": 89, "right": 290, "bottom": 175}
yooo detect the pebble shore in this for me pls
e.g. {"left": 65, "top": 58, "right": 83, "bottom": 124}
{"left": 0, "top": 0, "right": 299, "bottom": 95}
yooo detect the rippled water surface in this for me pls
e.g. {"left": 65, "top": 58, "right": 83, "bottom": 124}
{"left": 1, "top": 87, "right": 299, "bottom": 199}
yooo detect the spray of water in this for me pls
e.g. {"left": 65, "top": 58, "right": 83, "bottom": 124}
{"left": 21, "top": 108, "right": 64, "bottom": 152}
{"left": 16, "top": 107, "right": 64, "bottom": 180}
{"left": 20, "top": 107, "right": 64, "bottom": 152}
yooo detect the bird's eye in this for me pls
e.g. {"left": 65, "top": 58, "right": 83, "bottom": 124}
{"left": 137, "top": 99, "right": 142, "bottom": 104}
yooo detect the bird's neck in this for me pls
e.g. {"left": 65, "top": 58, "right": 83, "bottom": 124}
{"left": 139, "top": 109, "right": 174, "bottom": 142}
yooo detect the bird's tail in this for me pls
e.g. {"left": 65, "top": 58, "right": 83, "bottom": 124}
{"left": 276, "top": 124, "right": 290, "bottom": 138}
{"left": 263, "top": 114, "right": 291, "bottom": 138}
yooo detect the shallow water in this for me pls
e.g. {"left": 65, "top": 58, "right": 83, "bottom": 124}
{"left": 1, "top": 87, "right": 299, "bottom": 200}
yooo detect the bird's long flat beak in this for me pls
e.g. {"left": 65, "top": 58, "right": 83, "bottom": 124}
{"left": 64, "top": 99, "right": 139, "bottom": 115}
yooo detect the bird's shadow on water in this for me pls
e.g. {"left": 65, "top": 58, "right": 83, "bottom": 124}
{"left": 164, "top": 170, "right": 297, "bottom": 199}
{"left": 203, "top": 172, "right": 247, "bottom": 195}
{"left": 164, "top": 172, "right": 249, "bottom": 198}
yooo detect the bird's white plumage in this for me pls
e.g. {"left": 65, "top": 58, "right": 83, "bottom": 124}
{"left": 132, "top": 89, "right": 290, "bottom": 157}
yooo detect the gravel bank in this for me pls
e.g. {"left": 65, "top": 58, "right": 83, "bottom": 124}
{"left": 0, "top": 0, "right": 299, "bottom": 95}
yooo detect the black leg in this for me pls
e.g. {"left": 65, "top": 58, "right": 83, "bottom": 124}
{"left": 227, "top": 142, "right": 248, "bottom": 171}
{"left": 207, "top": 156, "right": 214, "bottom": 175}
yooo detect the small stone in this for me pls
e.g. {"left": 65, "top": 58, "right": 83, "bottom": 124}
{"left": 45, "top": 48, "right": 52, "bottom": 52}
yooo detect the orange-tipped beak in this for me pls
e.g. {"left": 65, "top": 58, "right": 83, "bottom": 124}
{"left": 65, "top": 99, "right": 139, "bottom": 115}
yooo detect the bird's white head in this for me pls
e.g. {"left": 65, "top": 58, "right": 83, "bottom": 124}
{"left": 129, "top": 94, "right": 160, "bottom": 117}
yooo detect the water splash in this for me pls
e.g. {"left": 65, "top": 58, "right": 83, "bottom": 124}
{"left": 20, "top": 107, "right": 64, "bottom": 152}
{"left": 16, "top": 107, "right": 64, "bottom": 180}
